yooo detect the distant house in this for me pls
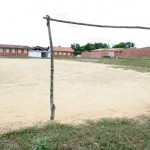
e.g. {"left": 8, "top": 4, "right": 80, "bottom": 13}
{"left": 81, "top": 47, "right": 150, "bottom": 58}
{"left": 53, "top": 46, "right": 74, "bottom": 58}
{"left": 29, "top": 46, "right": 74, "bottom": 58}
{"left": 29, "top": 46, "right": 50, "bottom": 58}
{"left": 0, "top": 44, "right": 30, "bottom": 57}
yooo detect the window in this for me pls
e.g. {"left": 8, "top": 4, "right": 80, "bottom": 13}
{"left": 0, "top": 48, "right": 3, "bottom": 53}
{"left": 54, "top": 52, "right": 57, "bottom": 55}
{"left": 59, "top": 52, "right": 62, "bottom": 55}
{"left": 18, "top": 49, "right": 21, "bottom": 53}
{"left": 63, "top": 52, "right": 66, "bottom": 55}
{"left": 24, "top": 50, "right": 27, "bottom": 54}
{"left": 12, "top": 49, "right": 15, "bottom": 53}
{"left": 6, "top": 49, "right": 9, "bottom": 53}
{"left": 67, "top": 53, "right": 70, "bottom": 56}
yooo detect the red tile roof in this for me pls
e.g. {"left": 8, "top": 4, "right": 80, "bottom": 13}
{"left": 53, "top": 46, "right": 74, "bottom": 52}
{"left": 0, "top": 44, "right": 30, "bottom": 49}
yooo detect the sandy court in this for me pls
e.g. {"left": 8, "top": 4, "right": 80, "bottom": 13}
{"left": 0, "top": 58, "right": 150, "bottom": 133}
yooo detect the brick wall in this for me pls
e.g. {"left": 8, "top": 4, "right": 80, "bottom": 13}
{"left": 81, "top": 51, "right": 101, "bottom": 58}
{"left": 17, "top": 49, "right": 28, "bottom": 57}
{"left": 81, "top": 50, "right": 114, "bottom": 58}
{"left": 81, "top": 47, "right": 150, "bottom": 58}
{"left": 54, "top": 51, "right": 73, "bottom": 58}
{"left": 0, "top": 48, "right": 29, "bottom": 57}
{"left": 115, "top": 47, "right": 150, "bottom": 58}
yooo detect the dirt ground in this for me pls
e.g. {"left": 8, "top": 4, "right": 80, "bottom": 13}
{"left": 0, "top": 58, "right": 150, "bottom": 133}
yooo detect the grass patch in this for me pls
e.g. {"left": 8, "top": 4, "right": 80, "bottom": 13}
{"left": 0, "top": 117, "right": 150, "bottom": 150}
{"left": 74, "top": 57, "right": 150, "bottom": 72}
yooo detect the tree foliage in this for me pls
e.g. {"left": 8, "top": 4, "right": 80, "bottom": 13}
{"left": 71, "top": 42, "right": 110, "bottom": 55}
{"left": 71, "top": 42, "right": 135, "bottom": 55}
{"left": 112, "top": 42, "right": 135, "bottom": 48}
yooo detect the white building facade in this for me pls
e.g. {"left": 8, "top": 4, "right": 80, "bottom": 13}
{"left": 29, "top": 46, "right": 50, "bottom": 58}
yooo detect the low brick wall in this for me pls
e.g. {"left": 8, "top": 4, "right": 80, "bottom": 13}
{"left": 81, "top": 51, "right": 101, "bottom": 58}
{"left": 81, "top": 47, "right": 150, "bottom": 58}
{"left": 115, "top": 47, "right": 150, "bottom": 58}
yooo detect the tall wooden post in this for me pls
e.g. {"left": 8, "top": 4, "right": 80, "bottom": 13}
{"left": 44, "top": 15, "right": 55, "bottom": 120}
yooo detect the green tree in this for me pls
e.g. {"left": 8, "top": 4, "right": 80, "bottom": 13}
{"left": 126, "top": 42, "right": 135, "bottom": 48}
{"left": 95, "top": 42, "right": 110, "bottom": 49}
{"left": 84, "top": 43, "right": 96, "bottom": 51}
{"left": 112, "top": 42, "right": 135, "bottom": 48}
{"left": 71, "top": 42, "right": 110, "bottom": 55}
{"left": 71, "top": 43, "right": 82, "bottom": 55}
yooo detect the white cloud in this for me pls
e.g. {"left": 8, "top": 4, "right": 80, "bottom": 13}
{"left": 0, "top": 0, "right": 150, "bottom": 47}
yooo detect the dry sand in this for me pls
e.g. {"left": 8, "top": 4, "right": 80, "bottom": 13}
{"left": 0, "top": 58, "right": 150, "bottom": 133}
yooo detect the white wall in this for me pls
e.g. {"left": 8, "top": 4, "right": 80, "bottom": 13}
{"left": 48, "top": 52, "right": 51, "bottom": 58}
{"left": 29, "top": 50, "right": 51, "bottom": 58}
{"left": 29, "top": 50, "right": 41, "bottom": 58}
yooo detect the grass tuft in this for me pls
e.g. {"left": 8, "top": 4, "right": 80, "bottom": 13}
{"left": 0, "top": 116, "right": 150, "bottom": 150}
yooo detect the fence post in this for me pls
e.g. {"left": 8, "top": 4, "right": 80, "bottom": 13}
{"left": 44, "top": 15, "right": 55, "bottom": 120}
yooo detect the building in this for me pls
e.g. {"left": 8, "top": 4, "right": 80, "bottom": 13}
{"left": 29, "top": 46, "right": 74, "bottom": 58}
{"left": 0, "top": 44, "right": 30, "bottom": 57}
{"left": 81, "top": 47, "right": 150, "bottom": 58}
{"left": 82, "top": 48, "right": 123, "bottom": 58}
{"left": 53, "top": 46, "right": 74, "bottom": 58}
{"left": 29, "top": 46, "right": 50, "bottom": 58}
{"left": 117, "top": 47, "right": 150, "bottom": 58}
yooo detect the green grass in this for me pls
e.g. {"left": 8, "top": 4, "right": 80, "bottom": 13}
{"left": 0, "top": 117, "right": 150, "bottom": 150}
{"left": 76, "top": 57, "right": 150, "bottom": 72}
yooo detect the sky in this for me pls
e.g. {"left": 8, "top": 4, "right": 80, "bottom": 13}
{"left": 0, "top": 0, "right": 150, "bottom": 48}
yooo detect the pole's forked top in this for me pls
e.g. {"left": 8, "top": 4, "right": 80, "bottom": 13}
{"left": 43, "top": 15, "right": 50, "bottom": 20}
{"left": 44, "top": 15, "right": 50, "bottom": 26}
{"left": 43, "top": 15, "right": 51, "bottom": 26}
{"left": 46, "top": 15, "right": 50, "bottom": 20}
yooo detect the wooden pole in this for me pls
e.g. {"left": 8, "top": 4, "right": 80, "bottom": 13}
{"left": 44, "top": 15, "right": 55, "bottom": 120}
{"left": 43, "top": 17, "right": 150, "bottom": 30}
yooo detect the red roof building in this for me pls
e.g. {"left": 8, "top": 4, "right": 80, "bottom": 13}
{"left": 0, "top": 44, "right": 30, "bottom": 57}
{"left": 52, "top": 46, "right": 74, "bottom": 58}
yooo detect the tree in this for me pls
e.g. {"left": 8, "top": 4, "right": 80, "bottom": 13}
{"left": 84, "top": 43, "right": 96, "bottom": 51}
{"left": 112, "top": 42, "right": 135, "bottom": 48}
{"left": 94, "top": 42, "right": 110, "bottom": 49}
{"left": 71, "top": 41, "right": 135, "bottom": 55}
{"left": 126, "top": 42, "right": 135, "bottom": 48}
{"left": 71, "top": 43, "right": 82, "bottom": 55}
{"left": 71, "top": 42, "right": 110, "bottom": 55}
